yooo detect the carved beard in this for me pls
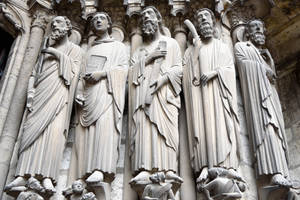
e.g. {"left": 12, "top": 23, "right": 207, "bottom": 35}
{"left": 198, "top": 22, "right": 214, "bottom": 39}
{"left": 142, "top": 20, "right": 158, "bottom": 41}
{"left": 50, "top": 27, "right": 68, "bottom": 41}
{"left": 249, "top": 32, "right": 265, "bottom": 46}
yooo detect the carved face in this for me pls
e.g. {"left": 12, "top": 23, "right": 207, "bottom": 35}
{"left": 141, "top": 8, "right": 159, "bottom": 37}
{"left": 72, "top": 181, "right": 84, "bottom": 194}
{"left": 50, "top": 16, "right": 69, "bottom": 41}
{"left": 92, "top": 13, "right": 110, "bottom": 34}
{"left": 196, "top": 10, "right": 214, "bottom": 39}
{"left": 248, "top": 20, "right": 266, "bottom": 46}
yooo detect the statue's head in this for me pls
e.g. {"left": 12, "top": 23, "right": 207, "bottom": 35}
{"left": 141, "top": 6, "right": 163, "bottom": 39}
{"left": 149, "top": 172, "right": 165, "bottom": 183}
{"left": 72, "top": 180, "right": 84, "bottom": 194}
{"left": 50, "top": 16, "right": 72, "bottom": 41}
{"left": 246, "top": 19, "right": 266, "bottom": 47}
{"left": 91, "top": 12, "right": 112, "bottom": 35}
{"left": 195, "top": 8, "right": 216, "bottom": 40}
{"left": 208, "top": 168, "right": 222, "bottom": 179}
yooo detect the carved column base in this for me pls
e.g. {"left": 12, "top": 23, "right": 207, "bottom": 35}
{"left": 259, "top": 185, "right": 293, "bottom": 200}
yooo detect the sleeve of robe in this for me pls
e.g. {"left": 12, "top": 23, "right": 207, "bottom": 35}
{"left": 106, "top": 43, "right": 129, "bottom": 134}
{"left": 215, "top": 42, "right": 239, "bottom": 121}
{"left": 164, "top": 40, "right": 183, "bottom": 108}
{"left": 58, "top": 44, "right": 83, "bottom": 138}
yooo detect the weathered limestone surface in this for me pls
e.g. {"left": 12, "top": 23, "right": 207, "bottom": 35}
{"left": 0, "top": 0, "right": 299, "bottom": 200}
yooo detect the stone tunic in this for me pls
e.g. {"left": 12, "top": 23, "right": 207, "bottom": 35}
{"left": 129, "top": 35, "right": 182, "bottom": 173}
{"left": 74, "top": 39, "right": 128, "bottom": 182}
{"left": 16, "top": 42, "right": 82, "bottom": 183}
{"left": 183, "top": 38, "right": 239, "bottom": 174}
{"left": 234, "top": 41, "right": 289, "bottom": 177}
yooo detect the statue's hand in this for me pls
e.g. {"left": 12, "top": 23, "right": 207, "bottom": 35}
{"left": 265, "top": 66, "right": 277, "bottom": 84}
{"left": 145, "top": 48, "right": 167, "bottom": 65}
{"left": 41, "top": 47, "right": 60, "bottom": 59}
{"left": 84, "top": 71, "right": 106, "bottom": 83}
{"left": 151, "top": 75, "right": 168, "bottom": 95}
{"left": 197, "top": 167, "right": 209, "bottom": 183}
{"left": 26, "top": 89, "right": 35, "bottom": 111}
{"left": 200, "top": 71, "right": 217, "bottom": 86}
{"left": 75, "top": 94, "right": 85, "bottom": 106}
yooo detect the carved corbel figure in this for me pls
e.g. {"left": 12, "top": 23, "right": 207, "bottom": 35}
{"left": 198, "top": 167, "right": 246, "bottom": 200}
{"left": 0, "top": 3, "right": 24, "bottom": 32}
{"left": 142, "top": 172, "right": 175, "bottom": 200}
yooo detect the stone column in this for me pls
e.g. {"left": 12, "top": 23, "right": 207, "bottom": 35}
{"left": 0, "top": 8, "right": 50, "bottom": 198}
{"left": 129, "top": 16, "right": 142, "bottom": 56}
{"left": 123, "top": 13, "right": 141, "bottom": 200}
{"left": 173, "top": 23, "right": 187, "bottom": 57}
{"left": 172, "top": 16, "right": 196, "bottom": 200}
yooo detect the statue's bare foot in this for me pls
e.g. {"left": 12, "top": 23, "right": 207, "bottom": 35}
{"left": 86, "top": 170, "right": 104, "bottom": 184}
{"left": 166, "top": 171, "right": 183, "bottom": 183}
{"left": 130, "top": 171, "right": 150, "bottom": 184}
{"left": 4, "top": 176, "right": 26, "bottom": 192}
{"left": 271, "top": 174, "right": 292, "bottom": 187}
{"left": 42, "top": 178, "right": 56, "bottom": 195}
{"left": 196, "top": 167, "right": 208, "bottom": 184}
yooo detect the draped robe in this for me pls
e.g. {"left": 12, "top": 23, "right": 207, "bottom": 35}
{"left": 16, "top": 42, "right": 82, "bottom": 183}
{"left": 129, "top": 35, "right": 182, "bottom": 173}
{"left": 234, "top": 41, "right": 289, "bottom": 177}
{"left": 183, "top": 38, "right": 239, "bottom": 175}
{"left": 74, "top": 39, "right": 128, "bottom": 182}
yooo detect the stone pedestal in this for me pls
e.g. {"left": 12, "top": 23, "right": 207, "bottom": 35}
{"left": 259, "top": 185, "right": 290, "bottom": 200}
{"left": 89, "top": 182, "right": 111, "bottom": 200}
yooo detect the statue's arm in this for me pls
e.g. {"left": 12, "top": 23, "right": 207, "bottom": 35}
{"left": 167, "top": 189, "right": 175, "bottom": 200}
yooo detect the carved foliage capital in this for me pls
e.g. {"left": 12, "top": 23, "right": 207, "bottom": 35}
{"left": 227, "top": 0, "right": 255, "bottom": 29}
{"left": 168, "top": 0, "right": 190, "bottom": 16}
{"left": 31, "top": 9, "right": 51, "bottom": 30}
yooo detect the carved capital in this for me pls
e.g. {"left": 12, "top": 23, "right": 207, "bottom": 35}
{"left": 227, "top": 0, "right": 255, "bottom": 30}
{"left": 127, "top": 15, "right": 142, "bottom": 38}
{"left": 168, "top": 0, "right": 189, "bottom": 16}
{"left": 124, "top": 0, "right": 144, "bottom": 17}
{"left": 31, "top": 9, "right": 51, "bottom": 31}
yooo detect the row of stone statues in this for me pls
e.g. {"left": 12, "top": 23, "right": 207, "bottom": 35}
{"left": 4, "top": 5, "right": 292, "bottom": 200}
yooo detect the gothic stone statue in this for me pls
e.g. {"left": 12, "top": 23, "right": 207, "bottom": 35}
{"left": 234, "top": 19, "right": 291, "bottom": 187}
{"left": 4, "top": 16, "right": 83, "bottom": 195}
{"left": 129, "top": 6, "right": 183, "bottom": 184}
{"left": 142, "top": 172, "right": 175, "bottom": 200}
{"left": 199, "top": 167, "right": 246, "bottom": 200}
{"left": 183, "top": 8, "right": 240, "bottom": 188}
{"left": 73, "top": 12, "right": 128, "bottom": 185}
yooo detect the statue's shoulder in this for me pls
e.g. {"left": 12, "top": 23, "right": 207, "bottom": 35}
{"left": 234, "top": 41, "right": 251, "bottom": 49}
{"left": 163, "top": 35, "right": 178, "bottom": 45}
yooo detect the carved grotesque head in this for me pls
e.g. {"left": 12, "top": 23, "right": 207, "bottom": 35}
{"left": 72, "top": 180, "right": 84, "bottom": 194}
{"left": 247, "top": 19, "right": 266, "bottom": 47}
{"left": 195, "top": 8, "right": 216, "bottom": 40}
{"left": 141, "top": 6, "right": 162, "bottom": 39}
{"left": 91, "top": 12, "right": 112, "bottom": 35}
{"left": 50, "top": 16, "right": 72, "bottom": 41}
